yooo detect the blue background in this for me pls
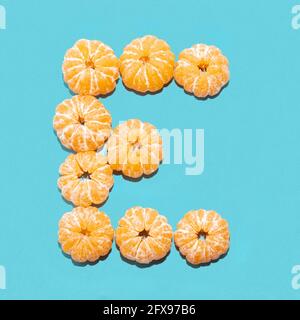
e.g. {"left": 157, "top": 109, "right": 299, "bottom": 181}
{"left": 0, "top": 0, "right": 300, "bottom": 300}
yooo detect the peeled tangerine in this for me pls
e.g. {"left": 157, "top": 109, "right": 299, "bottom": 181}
{"left": 62, "top": 39, "right": 119, "bottom": 96}
{"left": 58, "top": 151, "right": 113, "bottom": 207}
{"left": 58, "top": 206, "right": 114, "bottom": 263}
{"left": 174, "top": 44, "right": 230, "bottom": 98}
{"left": 53, "top": 95, "right": 112, "bottom": 153}
{"left": 174, "top": 210, "right": 230, "bottom": 265}
{"left": 116, "top": 207, "right": 172, "bottom": 264}
{"left": 107, "top": 119, "right": 163, "bottom": 179}
{"left": 120, "top": 35, "right": 175, "bottom": 93}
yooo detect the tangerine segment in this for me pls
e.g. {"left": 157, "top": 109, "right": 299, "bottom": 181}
{"left": 107, "top": 119, "right": 163, "bottom": 179}
{"left": 174, "top": 44, "right": 230, "bottom": 98}
{"left": 53, "top": 95, "right": 112, "bottom": 152}
{"left": 58, "top": 151, "right": 113, "bottom": 207}
{"left": 120, "top": 35, "right": 175, "bottom": 93}
{"left": 58, "top": 206, "right": 114, "bottom": 263}
{"left": 62, "top": 39, "right": 119, "bottom": 96}
{"left": 116, "top": 207, "right": 172, "bottom": 264}
{"left": 174, "top": 210, "right": 230, "bottom": 265}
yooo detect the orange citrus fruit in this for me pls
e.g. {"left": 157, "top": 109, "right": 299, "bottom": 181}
{"left": 58, "top": 206, "right": 114, "bottom": 263}
{"left": 53, "top": 95, "right": 112, "bottom": 153}
{"left": 174, "top": 209, "right": 230, "bottom": 265}
{"left": 107, "top": 119, "right": 163, "bottom": 179}
{"left": 119, "top": 35, "right": 175, "bottom": 93}
{"left": 58, "top": 151, "right": 114, "bottom": 207}
{"left": 116, "top": 207, "right": 172, "bottom": 264}
{"left": 174, "top": 44, "right": 230, "bottom": 98}
{"left": 62, "top": 39, "right": 119, "bottom": 96}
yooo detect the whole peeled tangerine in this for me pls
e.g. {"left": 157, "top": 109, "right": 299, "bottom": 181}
{"left": 116, "top": 207, "right": 173, "bottom": 264}
{"left": 174, "top": 209, "right": 230, "bottom": 265}
{"left": 120, "top": 35, "right": 175, "bottom": 93}
{"left": 174, "top": 44, "right": 230, "bottom": 98}
{"left": 107, "top": 119, "right": 163, "bottom": 179}
{"left": 57, "top": 151, "right": 114, "bottom": 207}
{"left": 53, "top": 95, "right": 112, "bottom": 153}
{"left": 62, "top": 39, "right": 119, "bottom": 96}
{"left": 58, "top": 206, "right": 114, "bottom": 263}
